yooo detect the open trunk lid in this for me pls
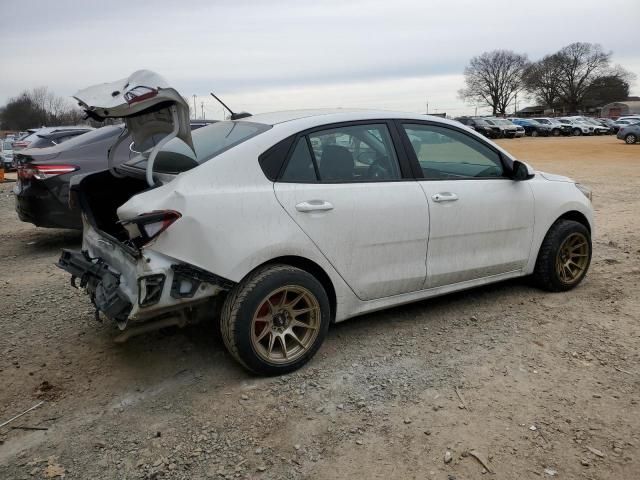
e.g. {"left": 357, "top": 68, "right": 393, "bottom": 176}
{"left": 73, "top": 69, "right": 194, "bottom": 160}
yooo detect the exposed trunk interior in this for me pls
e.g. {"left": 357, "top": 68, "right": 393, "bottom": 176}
{"left": 74, "top": 170, "right": 149, "bottom": 241}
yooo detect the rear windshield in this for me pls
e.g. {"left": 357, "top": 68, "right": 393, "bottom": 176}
{"left": 47, "top": 125, "right": 124, "bottom": 150}
{"left": 146, "top": 121, "right": 271, "bottom": 174}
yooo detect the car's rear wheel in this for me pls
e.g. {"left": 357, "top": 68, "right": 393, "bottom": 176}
{"left": 220, "top": 264, "right": 330, "bottom": 375}
{"left": 531, "top": 129, "right": 539, "bottom": 137}
{"left": 552, "top": 128, "right": 561, "bottom": 137}
{"left": 572, "top": 128, "right": 582, "bottom": 136}
{"left": 625, "top": 133, "right": 637, "bottom": 144}
{"left": 532, "top": 220, "right": 591, "bottom": 292}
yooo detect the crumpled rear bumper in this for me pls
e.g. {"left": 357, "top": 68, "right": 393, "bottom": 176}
{"left": 57, "top": 225, "right": 233, "bottom": 327}
{"left": 58, "top": 249, "right": 133, "bottom": 321}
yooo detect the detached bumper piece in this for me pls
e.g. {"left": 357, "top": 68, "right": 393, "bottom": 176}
{"left": 57, "top": 249, "right": 132, "bottom": 322}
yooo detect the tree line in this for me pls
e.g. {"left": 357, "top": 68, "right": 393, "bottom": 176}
{"left": 0, "top": 87, "right": 88, "bottom": 130}
{"left": 459, "top": 42, "right": 635, "bottom": 115}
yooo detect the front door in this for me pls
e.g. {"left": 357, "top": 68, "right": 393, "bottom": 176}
{"left": 400, "top": 122, "right": 534, "bottom": 288}
{"left": 274, "top": 122, "right": 429, "bottom": 300}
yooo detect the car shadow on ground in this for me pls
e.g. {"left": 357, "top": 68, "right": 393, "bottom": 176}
{"left": 98, "top": 277, "right": 534, "bottom": 381}
{"left": 328, "top": 277, "right": 532, "bottom": 338}
{"left": 4, "top": 228, "right": 82, "bottom": 257}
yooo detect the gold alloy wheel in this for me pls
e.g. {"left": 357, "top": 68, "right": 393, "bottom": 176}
{"left": 555, "top": 232, "right": 590, "bottom": 284}
{"left": 251, "top": 286, "right": 321, "bottom": 364}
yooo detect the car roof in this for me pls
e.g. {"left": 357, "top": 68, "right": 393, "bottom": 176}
{"left": 240, "top": 109, "right": 460, "bottom": 128}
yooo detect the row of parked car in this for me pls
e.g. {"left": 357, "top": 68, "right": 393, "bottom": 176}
{"left": 454, "top": 115, "right": 640, "bottom": 142}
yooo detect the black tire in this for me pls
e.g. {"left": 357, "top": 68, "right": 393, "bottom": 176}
{"left": 572, "top": 128, "right": 582, "bottom": 136}
{"left": 625, "top": 133, "right": 637, "bottom": 144}
{"left": 552, "top": 128, "right": 561, "bottom": 137}
{"left": 532, "top": 220, "right": 592, "bottom": 292}
{"left": 531, "top": 129, "right": 539, "bottom": 137}
{"left": 220, "top": 264, "right": 330, "bottom": 375}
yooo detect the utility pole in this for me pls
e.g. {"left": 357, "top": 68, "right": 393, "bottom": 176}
{"left": 192, "top": 94, "right": 197, "bottom": 120}
{"left": 201, "top": 102, "right": 204, "bottom": 120}
{"left": 514, "top": 92, "right": 517, "bottom": 115}
{"left": 475, "top": 106, "right": 478, "bottom": 116}
{"left": 426, "top": 99, "right": 429, "bottom": 114}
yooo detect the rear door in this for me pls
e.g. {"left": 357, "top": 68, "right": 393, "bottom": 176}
{"left": 399, "top": 121, "right": 534, "bottom": 288}
{"left": 274, "top": 121, "right": 429, "bottom": 301}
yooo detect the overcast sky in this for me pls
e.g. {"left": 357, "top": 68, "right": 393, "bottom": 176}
{"left": 1, "top": 0, "right": 639, "bottom": 118}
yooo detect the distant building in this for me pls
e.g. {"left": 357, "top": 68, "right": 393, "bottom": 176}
{"left": 600, "top": 101, "right": 640, "bottom": 118}
{"left": 515, "top": 105, "right": 551, "bottom": 117}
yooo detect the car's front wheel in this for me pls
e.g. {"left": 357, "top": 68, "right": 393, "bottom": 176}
{"left": 532, "top": 219, "right": 592, "bottom": 292}
{"left": 625, "top": 133, "right": 637, "bottom": 144}
{"left": 220, "top": 265, "right": 330, "bottom": 375}
{"left": 552, "top": 128, "right": 561, "bottom": 137}
{"left": 572, "top": 128, "right": 582, "bottom": 136}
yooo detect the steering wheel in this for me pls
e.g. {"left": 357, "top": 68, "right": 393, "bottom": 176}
{"left": 368, "top": 155, "right": 392, "bottom": 179}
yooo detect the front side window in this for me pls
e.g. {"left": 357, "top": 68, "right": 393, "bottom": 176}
{"left": 403, "top": 124, "right": 504, "bottom": 180}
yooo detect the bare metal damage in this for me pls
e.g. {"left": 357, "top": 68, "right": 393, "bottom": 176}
{"left": 58, "top": 222, "right": 231, "bottom": 330}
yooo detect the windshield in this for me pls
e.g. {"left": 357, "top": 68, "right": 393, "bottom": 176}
{"left": 473, "top": 119, "right": 489, "bottom": 126}
{"left": 3, "top": 141, "right": 13, "bottom": 150}
{"left": 495, "top": 119, "right": 513, "bottom": 126}
{"left": 134, "top": 120, "right": 272, "bottom": 174}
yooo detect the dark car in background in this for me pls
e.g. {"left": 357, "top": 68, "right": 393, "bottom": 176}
{"left": 484, "top": 118, "right": 517, "bottom": 138}
{"left": 531, "top": 117, "right": 571, "bottom": 136}
{"left": 509, "top": 118, "right": 551, "bottom": 137}
{"left": 617, "top": 122, "right": 640, "bottom": 144}
{"left": 453, "top": 116, "right": 500, "bottom": 138}
{"left": 11, "top": 126, "right": 93, "bottom": 152}
{"left": 14, "top": 121, "right": 217, "bottom": 230}
{"left": 597, "top": 118, "right": 618, "bottom": 133}
{"left": 14, "top": 126, "right": 129, "bottom": 229}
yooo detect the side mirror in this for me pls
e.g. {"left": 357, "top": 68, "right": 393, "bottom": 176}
{"left": 512, "top": 160, "right": 535, "bottom": 181}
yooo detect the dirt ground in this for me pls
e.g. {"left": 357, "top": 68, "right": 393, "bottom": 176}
{"left": 0, "top": 135, "right": 638, "bottom": 480}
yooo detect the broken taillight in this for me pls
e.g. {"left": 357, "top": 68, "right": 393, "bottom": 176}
{"left": 17, "top": 164, "right": 78, "bottom": 181}
{"left": 122, "top": 210, "right": 181, "bottom": 246}
{"left": 124, "top": 86, "right": 158, "bottom": 105}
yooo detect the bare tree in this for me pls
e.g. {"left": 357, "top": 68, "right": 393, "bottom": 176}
{"left": 523, "top": 54, "right": 563, "bottom": 109}
{"left": 0, "top": 87, "right": 87, "bottom": 130}
{"left": 555, "top": 42, "right": 612, "bottom": 113}
{"left": 459, "top": 50, "right": 529, "bottom": 115}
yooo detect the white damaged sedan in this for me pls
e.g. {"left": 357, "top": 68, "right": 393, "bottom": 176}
{"left": 58, "top": 71, "right": 594, "bottom": 375}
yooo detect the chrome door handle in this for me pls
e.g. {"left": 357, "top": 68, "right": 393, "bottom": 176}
{"left": 295, "top": 200, "right": 334, "bottom": 212}
{"left": 432, "top": 192, "right": 458, "bottom": 202}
